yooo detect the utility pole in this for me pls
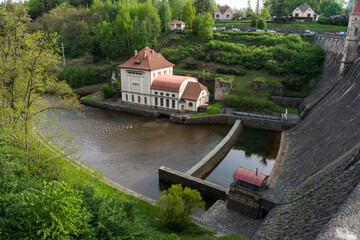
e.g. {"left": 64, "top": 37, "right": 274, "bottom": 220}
{"left": 61, "top": 42, "right": 66, "bottom": 67}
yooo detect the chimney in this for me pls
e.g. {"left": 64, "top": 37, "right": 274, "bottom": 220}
{"left": 134, "top": 50, "right": 138, "bottom": 58}
{"left": 256, "top": 168, "right": 258, "bottom": 176}
{"left": 144, "top": 50, "right": 147, "bottom": 59}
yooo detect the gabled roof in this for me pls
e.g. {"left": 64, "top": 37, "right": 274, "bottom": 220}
{"left": 297, "top": 4, "right": 312, "bottom": 12}
{"left": 118, "top": 47, "right": 175, "bottom": 71}
{"left": 233, "top": 167, "right": 268, "bottom": 187}
{"left": 170, "top": 20, "right": 185, "bottom": 25}
{"left": 181, "top": 82, "right": 208, "bottom": 101}
{"left": 352, "top": 0, "right": 360, "bottom": 14}
{"left": 151, "top": 75, "right": 196, "bottom": 92}
{"left": 216, "top": 5, "right": 235, "bottom": 15}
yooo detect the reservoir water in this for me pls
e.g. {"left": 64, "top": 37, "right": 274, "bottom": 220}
{"left": 47, "top": 106, "right": 280, "bottom": 200}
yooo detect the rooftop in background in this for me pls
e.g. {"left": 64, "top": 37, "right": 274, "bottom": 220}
{"left": 151, "top": 75, "right": 196, "bottom": 92}
{"left": 352, "top": 0, "right": 360, "bottom": 14}
{"left": 118, "top": 47, "right": 174, "bottom": 71}
{"left": 232, "top": 167, "right": 268, "bottom": 187}
{"left": 297, "top": 4, "right": 312, "bottom": 12}
{"left": 170, "top": 20, "right": 185, "bottom": 25}
{"left": 216, "top": 5, "right": 235, "bottom": 14}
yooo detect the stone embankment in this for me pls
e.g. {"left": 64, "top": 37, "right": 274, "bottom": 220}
{"left": 253, "top": 57, "right": 360, "bottom": 239}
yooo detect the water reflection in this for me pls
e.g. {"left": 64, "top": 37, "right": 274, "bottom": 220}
{"left": 205, "top": 128, "right": 281, "bottom": 188}
{"left": 46, "top": 106, "right": 230, "bottom": 200}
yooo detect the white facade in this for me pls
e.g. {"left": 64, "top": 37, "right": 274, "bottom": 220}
{"left": 119, "top": 47, "right": 210, "bottom": 113}
{"left": 214, "top": 6, "right": 234, "bottom": 21}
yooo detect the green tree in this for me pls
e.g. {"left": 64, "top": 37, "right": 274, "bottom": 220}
{"left": 259, "top": 7, "right": 271, "bottom": 20}
{"left": 156, "top": 184, "right": 205, "bottom": 229}
{"left": 193, "top": 13, "right": 214, "bottom": 42}
{"left": 194, "top": 0, "right": 217, "bottom": 15}
{"left": 324, "top": 1, "right": 342, "bottom": 17}
{"left": 0, "top": 2, "right": 79, "bottom": 159}
{"left": 257, "top": 18, "right": 267, "bottom": 29}
{"left": 181, "top": 0, "right": 196, "bottom": 31}
{"left": 271, "top": 0, "right": 290, "bottom": 23}
{"left": 158, "top": 0, "right": 172, "bottom": 31}
{"left": 169, "top": 0, "right": 186, "bottom": 20}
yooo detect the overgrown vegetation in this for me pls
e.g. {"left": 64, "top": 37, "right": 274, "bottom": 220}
{"left": 163, "top": 31, "right": 323, "bottom": 113}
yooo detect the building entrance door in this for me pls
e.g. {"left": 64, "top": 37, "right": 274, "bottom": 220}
{"left": 181, "top": 105, "right": 184, "bottom": 112}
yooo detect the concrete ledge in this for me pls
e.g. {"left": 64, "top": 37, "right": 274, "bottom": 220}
{"left": 159, "top": 166, "right": 228, "bottom": 201}
{"left": 186, "top": 120, "right": 242, "bottom": 178}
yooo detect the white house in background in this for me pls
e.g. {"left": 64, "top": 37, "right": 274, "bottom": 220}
{"left": 292, "top": 4, "right": 317, "bottom": 21}
{"left": 118, "top": 47, "right": 209, "bottom": 113}
{"left": 169, "top": 20, "right": 185, "bottom": 30}
{"left": 214, "top": 5, "right": 235, "bottom": 21}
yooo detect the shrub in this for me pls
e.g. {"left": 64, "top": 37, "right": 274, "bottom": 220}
{"left": 58, "top": 67, "right": 111, "bottom": 89}
{"left": 257, "top": 19, "right": 267, "bottom": 30}
{"left": 265, "top": 60, "right": 279, "bottom": 75}
{"left": 216, "top": 68, "right": 247, "bottom": 76}
{"left": 216, "top": 68, "right": 226, "bottom": 74}
{"left": 184, "top": 61, "right": 198, "bottom": 69}
{"left": 155, "top": 184, "right": 205, "bottom": 229}
{"left": 251, "top": 19, "right": 257, "bottom": 27}
{"left": 204, "top": 54, "right": 212, "bottom": 62}
{"left": 100, "top": 85, "right": 117, "bottom": 98}
{"left": 193, "top": 48, "right": 205, "bottom": 60}
{"left": 166, "top": 233, "right": 181, "bottom": 240}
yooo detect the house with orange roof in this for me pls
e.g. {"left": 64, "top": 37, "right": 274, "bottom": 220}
{"left": 118, "top": 47, "right": 209, "bottom": 113}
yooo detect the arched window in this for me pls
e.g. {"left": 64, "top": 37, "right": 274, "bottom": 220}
{"left": 189, "top": 102, "right": 193, "bottom": 108}
{"left": 132, "top": 95, "right": 134, "bottom": 102}
{"left": 138, "top": 96, "right": 141, "bottom": 103}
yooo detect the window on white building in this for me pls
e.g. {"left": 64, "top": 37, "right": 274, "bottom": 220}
{"left": 132, "top": 95, "right": 134, "bottom": 102}
{"left": 155, "top": 91, "right": 158, "bottom": 95}
{"left": 155, "top": 97, "right": 158, "bottom": 105}
{"left": 164, "top": 70, "right": 167, "bottom": 74}
{"left": 172, "top": 100, "right": 175, "bottom": 108}
{"left": 153, "top": 73, "right": 155, "bottom": 78}
{"left": 138, "top": 96, "right": 141, "bottom": 103}
{"left": 166, "top": 99, "right": 169, "bottom": 107}
{"left": 172, "top": 94, "right": 175, "bottom": 97}
{"left": 166, "top": 93, "right": 169, "bottom": 96}
{"left": 226, "top": 14, "right": 229, "bottom": 18}
{"left": 160, "top": 98, "right": 163, "bottom": 106}
{"left": 216, "top": 14, "right": 219, "bottom": 18}
{"left": 145, "top": 97, "right": 147, "bottom": 104}
{"left": 189, "top": 102, "right": 193, "bottom": 108}
{"left": 160, "top": 92, "right": 163, "bottom": 96}
{"left": 126, "top": 94, "right": 128, "bottom": 101}
{"left": 158, "top": 72, "right": 161, "bottom": 75}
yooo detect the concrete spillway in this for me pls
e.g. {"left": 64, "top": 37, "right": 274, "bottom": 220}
{"left": 254, "top": 56, "right": 360, "bottom": 239}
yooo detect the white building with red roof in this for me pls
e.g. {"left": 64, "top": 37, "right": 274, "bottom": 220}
{"left": 118, "top": 47, "right": 209, "bottom": 113}
{"left": 169, "top": 20, "right": 185, "bottom": 30}
{"left": 214, "top": 5, "right": 235, "bottom": 21}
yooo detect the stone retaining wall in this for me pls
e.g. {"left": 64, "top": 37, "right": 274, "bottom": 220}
{"left": 270, "top": 96, "right": 303, "bottom": 109}
{"left": 171, "top": 114, "right": 295, "bottom": 131}
{"left": 186, "top": 120, "right": 242, "bottom": 178}
{"left": 159, "top": 166, "right": 228, "bottom": 201}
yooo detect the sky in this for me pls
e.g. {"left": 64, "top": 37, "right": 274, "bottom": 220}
{"left": 216, "top": 0, "right": 263, "bottom": 10}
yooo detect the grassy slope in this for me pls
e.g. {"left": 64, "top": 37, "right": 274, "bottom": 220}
{"left": 214, "top": 20, "right": 347, "bottom": 32}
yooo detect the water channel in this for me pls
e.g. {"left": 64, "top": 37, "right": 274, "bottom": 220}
{"left": 47, "top": 106, "right": 280, "bottom": 200}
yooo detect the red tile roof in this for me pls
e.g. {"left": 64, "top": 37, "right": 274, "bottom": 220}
{"left": 151, "top": 75, "right": 196, "bottom": 92}
{"left": 118, "top": 47, "right": 175, "bottom": 71}
{"left": 352, "top": 0, "right": 360, "bottom": 14}
{"left": 170, "top": 20, "right": 185, "bottom": 25}
{"left": 217, "top": 5, "right": 235, "bottom": 14}
{"left": 181, "top": 82, "right": 208, "bottom": 101}
{"left": 233, "top": 168, "right": 268, "bottom": 187}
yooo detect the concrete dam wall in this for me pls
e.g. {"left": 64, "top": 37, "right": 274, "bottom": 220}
{"left": 253, "top": 56, "right": 360, "bottom": 239}
{"left": 299, "top": 35, "right": 345, "bottom": 118}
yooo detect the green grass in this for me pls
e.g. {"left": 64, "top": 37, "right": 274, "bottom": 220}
{"left": 214, "top": 20, "right": 347, "bottom": 32}
{"left": 81, "top": 92, "right": 106, "bottom": 102}
{"left": 191, "top": 102, "right": 224, "bottom": 117}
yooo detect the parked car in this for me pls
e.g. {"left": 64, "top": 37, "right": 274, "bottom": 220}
{"left": 256, "top": 29, "right": 265, "bottom": 32}
{"left": 217, "top": 27, "right": 226, "bottom": 31}
{"left": 212, "top": 26, "right": 217, "bottom": 31}
{"left": 267, "top": 29, "right": 276, "bottom": 33}
{"left": 232, "top": 28, "right": 241, "bottom": 32}
{"left": 287, "top": 30, "right": 295, "bottom": 34}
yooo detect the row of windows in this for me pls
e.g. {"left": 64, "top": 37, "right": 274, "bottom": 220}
{"left": 132, "top": 82, "right": 139, "bottom": 86}
{"left": 154, "top": 91, "right": 176, "bottom": 97}
{"left": 216, "top": 14, "right": 230, "bottom": 18}
{"left": 152, "top": 69, "right": 172, "bottom": 78}
{"left": 128, "top": 71, "right": 142, "bottom": 75}
{"left": 125, "top": 94, "right": 147, "bottom": 104}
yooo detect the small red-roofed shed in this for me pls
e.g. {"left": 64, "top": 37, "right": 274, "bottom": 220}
{"left": 232, "top": 168, "right": 268, "bottom": 193}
